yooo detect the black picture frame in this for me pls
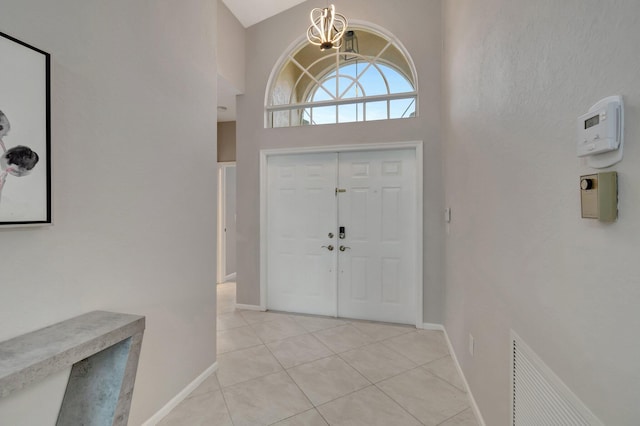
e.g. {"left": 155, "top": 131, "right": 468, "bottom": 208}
{"left": 0, "top": 31, "right": 51, "bottom": 226}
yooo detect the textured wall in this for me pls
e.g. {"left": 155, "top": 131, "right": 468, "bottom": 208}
{"left": 443, "top": 0, "right": 640, "bottom": 424}
{"left": 0, "top": 1, "right": 218, "bottom": 424}
{"left": 236, "top": 0, "right": 444, "bottom": 323}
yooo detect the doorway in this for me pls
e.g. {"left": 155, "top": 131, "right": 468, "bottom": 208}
{"left": 261, "top": 142, "right": 423, "bottom": 326}
{"left": 217, "top": 163, "right": 236, "bottom": 283}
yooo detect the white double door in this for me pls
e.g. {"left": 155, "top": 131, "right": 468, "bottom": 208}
{"left": 266, "top": 148, "right": 417, "bottom": 325}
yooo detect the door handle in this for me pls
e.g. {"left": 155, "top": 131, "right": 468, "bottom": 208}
{"left": 321, "top": 245, "right": 334, "bottom": 251}
{"left": 339, "top": 245, "right": 351, "bottom": 252}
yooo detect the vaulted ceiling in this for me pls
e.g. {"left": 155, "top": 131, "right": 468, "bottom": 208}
{"left": 217, "top": 1, "right": 309, "bottom": 122}
{"left": 221, "top": 0, "right": 307, "bottom": 28}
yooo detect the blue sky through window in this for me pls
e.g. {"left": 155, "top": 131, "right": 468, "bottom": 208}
{"left": 307, "top": 62, "right": 415, "bottom": 124}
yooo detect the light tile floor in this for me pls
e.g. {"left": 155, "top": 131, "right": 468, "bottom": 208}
{"left": 158, "top": 282, "right": 478, "bottom": 426}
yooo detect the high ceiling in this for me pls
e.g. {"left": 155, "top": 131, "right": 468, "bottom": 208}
{"left": 217, "top": 0, "right": 308, "bottom": 122}
{"left": 222, "top": 0, "right": 307, "bottom": 28}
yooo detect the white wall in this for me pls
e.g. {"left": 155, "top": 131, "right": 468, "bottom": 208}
{"left": 443, "top": 0, "right": 640, "bottom": 424}
{"left": 236, "top": 0, "right": 445, "bottom": 324}
{"left": 217, "top": 0, "right": 246, "bottom": 94}
{"left": 0, "top": 1, "right": 218, "bottom": 425}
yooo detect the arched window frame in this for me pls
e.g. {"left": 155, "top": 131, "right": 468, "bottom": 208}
{"left": 265, "top": 22, "right": 419, "bottom": 128}
{"left": 302, "top": 58, "right": 416, "bottom": 125}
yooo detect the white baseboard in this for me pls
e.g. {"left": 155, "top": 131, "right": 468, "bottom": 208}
{"left": 442, "top": 328, "right": 486, "bottom": 426}
{"left": 420, "top": 322, "right": 445, "bottom": 331}
{"left": 142, "top": 362, "right": 218, "bottom": 426}
{"left": 235, "top": 304, "right": 264, "bottom": 311}
{"left": 406, "top": 322, "right": 485, "bottom": 425}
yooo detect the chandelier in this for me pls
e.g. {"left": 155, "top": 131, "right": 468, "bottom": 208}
{"left": 306, "top": 4, "right": 348, "bottom": 51}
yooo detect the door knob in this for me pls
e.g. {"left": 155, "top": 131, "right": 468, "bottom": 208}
{"left": 321, "top": 245, "right": 334, "bottom": 251}
{"left": 339, "top": 245, "right": 351, "bottom": 252}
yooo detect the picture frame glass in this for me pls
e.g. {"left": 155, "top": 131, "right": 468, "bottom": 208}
{"left": 0, "top": 31, "right": 51, "bottom": 225}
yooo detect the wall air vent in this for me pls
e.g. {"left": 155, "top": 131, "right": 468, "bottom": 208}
{"left": 511, "top": 331, "right": 604, "bottom": 426}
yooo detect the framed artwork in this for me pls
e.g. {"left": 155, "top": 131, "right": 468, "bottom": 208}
{"left": 0, "top": 31, "right": 51, "bottom": 226}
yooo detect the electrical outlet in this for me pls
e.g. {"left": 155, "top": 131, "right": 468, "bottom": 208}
{"left": 469, "top": 334, "right": 475, "bottom": 357}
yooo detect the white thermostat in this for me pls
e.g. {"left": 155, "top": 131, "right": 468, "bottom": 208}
{"left": 577, "top": 95, "right": 624, "bottom": 168}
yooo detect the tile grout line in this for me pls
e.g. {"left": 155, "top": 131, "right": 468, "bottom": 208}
{"left": 373, "top": 374, "right": 430, "bottom": 426}
{"left": 334, "top": 349, "right": 412, "bottom": 385}
{"left": 255, "top": 319, "right": 441, "bottom": 387}
{"left": 216, "top": 311, "right": 249, "bottom": 332}
{"left": 366, "top": 354, "right": 458, "bottom": 389}
{"left": 266, "top": 408, "right": 329, "bottom": 426}
{"left": 220, "top": 328, "right": 355, "bottom": 391}
{"left": 217, "top": 344, "right": 286, "bottom": 389}
{"left": 435, "top": 407, "right": 475, "bottom": 426}
{"left": 311, "top": 323, "right": 377, "bottom": 353}
{"left": 218, "top": 286, "right": 465, "bottom": 425}
{"left": 292, "top": 359, "right": 375, "bottom": 409}
{"left": 314, "top": 383, "right": 374, "bottom": 410}
{"left": 260, "top": 333, "right": 320, "bottom": 423}
{"left": 375, "top": 331, "right": 431, "bottom": 366}
{"left": 350, "top": 323, "right": 417, "bottom": 342}
{"left": 216, "top": 316, "right": 264, "bottom": 355}
{"left": 250, "top": 318, "right": 311, "bottom": 346}
{"left": 378, "top": 331, "right": 452, "bottom": 368}
{"left": 373, "top": 366, "right": 473, "bottom": 426}
{"left": 421, "top": 367, "right": 473, "bottom": 396}
{"left": 217, "top": 378, "right": 237, "bottom": 426}
{"left": 217, "top": 341, "right": 264, "bottom": 356}
{"left": 268, "top": 333, "right": 339, "bottom": 371}
{"left": 267, "top": 332, "right": 377, "bottom": 411}
{"left": 216, "top": 284, "right": 239, "bottom": 426}
{"left": 421, "top": 356, "right": 470, "bottom": 393}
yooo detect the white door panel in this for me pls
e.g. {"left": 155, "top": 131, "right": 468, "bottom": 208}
{"left": 267, "top": 153, "right": 337, "bottom": 316}
{"left": 266, "top": 148, "right": 417, "bottom": 324}
{"left": 338, "top": 149, "right": 416, "bottom": 324}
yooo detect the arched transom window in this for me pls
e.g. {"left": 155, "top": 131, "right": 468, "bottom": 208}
{"left": 266, "top": 25, "right": 418, "bottom": 128}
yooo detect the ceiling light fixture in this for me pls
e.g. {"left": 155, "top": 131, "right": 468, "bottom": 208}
{"left": 306, "top": 4, "right": 348, "bottom": 51}
{"left": 340, "top": 30, "right": 359, "bottom": 60}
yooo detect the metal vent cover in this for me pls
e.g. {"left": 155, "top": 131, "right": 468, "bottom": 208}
{"left": 511, "top": 331, "right": 604, "bottom": 426}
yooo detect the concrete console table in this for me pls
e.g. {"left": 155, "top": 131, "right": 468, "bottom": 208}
{"left": 0, "top": 311, "right": 145, "bottom": 426}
